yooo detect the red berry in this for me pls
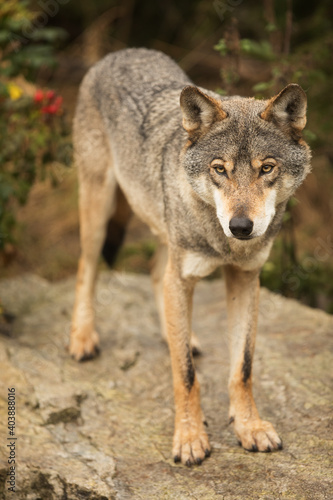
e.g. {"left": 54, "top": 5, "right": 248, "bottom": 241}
{"left": 47, "top": 104, "right": 58, "bottom": 114}
{"left": 34, "top": 89, "right": 44, "bottom": 102}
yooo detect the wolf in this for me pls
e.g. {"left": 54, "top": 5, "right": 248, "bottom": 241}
{"left": 70, "top": 48, "right": 311, "bottom": 466}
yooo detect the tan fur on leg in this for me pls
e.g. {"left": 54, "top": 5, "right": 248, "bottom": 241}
{"left": 164, "top": 255, "right": 210, "bottom": 465}
{"left": 151, "top": 244, "right": 169, "bottom": 341}
{"left": 70, "top": 175, "right": 117, "bottom": 361}
{"left": 151, "top": 245, "right": 202, "bottom": 355}
{"left": 225, "top": 265, "right": 282, "bottom": 452}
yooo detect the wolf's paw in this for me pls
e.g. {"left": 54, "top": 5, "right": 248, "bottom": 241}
{"left": 69, "top": 328, "right": 100, "bottom": 362}
{"left": 173, "top": 422, "right": 211, "bottom": 466}
{"left": 190, "top": 331, "right": 202, "bottom": 356}
{"left": 234, "top": 418, "right": 282, "bottom": 452}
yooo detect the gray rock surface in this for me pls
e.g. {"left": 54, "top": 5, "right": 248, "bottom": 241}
{"left": 0, "top": 271, "right": 332, "bottom": 499}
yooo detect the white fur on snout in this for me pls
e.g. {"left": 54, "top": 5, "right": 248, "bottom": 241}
{"left": 252, "top": 189, "right": 277, "bottom": 237}
{"left": 214, "top": 188, "right": 277, "bottom": 239}
{"left": 213, "top": 190, "right": 233, "bottom": 237}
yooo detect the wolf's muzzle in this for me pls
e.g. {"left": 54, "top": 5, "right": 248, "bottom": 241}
{"left": 229, "top": 217, "right": 253, "bottom": 239}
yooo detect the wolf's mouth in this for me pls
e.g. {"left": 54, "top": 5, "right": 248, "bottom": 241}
{"left": 234, "top": 236, "right": 253, "bottom": 241}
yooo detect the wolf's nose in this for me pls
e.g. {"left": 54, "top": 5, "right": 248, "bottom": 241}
{"left": 229, "top": 217, "right": 253, "bottom": 238}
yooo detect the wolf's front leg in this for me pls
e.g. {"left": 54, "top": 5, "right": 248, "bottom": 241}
{"left": 70, "top": 171, "right": 117, "bottom": 361}
{"left": 163, "top": 255, "right": 210, "bottom": 466}
{"left": 224, "top": 265, "right": 283, "bottom": 452}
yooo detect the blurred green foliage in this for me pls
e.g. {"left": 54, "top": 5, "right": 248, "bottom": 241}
{"left": 214, "top": 0, "right": 333, "bottom": 147}
{"left": 0, "top": 1, "right": 71, "bottom": 250}
{"left": 0, "top": 0, "right": 67, "bottom": 80}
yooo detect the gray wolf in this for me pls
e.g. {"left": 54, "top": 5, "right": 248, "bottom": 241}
{"left": 70, "top": 48, "right": 311, "bottom": 465}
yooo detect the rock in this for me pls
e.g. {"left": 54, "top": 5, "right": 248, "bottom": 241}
{"left": 0, "top": 271, "right": 332, "bottom": 499}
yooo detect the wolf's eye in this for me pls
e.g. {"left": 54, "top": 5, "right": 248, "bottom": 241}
{"left": 211, "top": 159, "right": 228, "bottom": 176}
{"left": 214, "top": 165, "right": 226, "bottom": 175}
{"left": 261, "top": 164, "right": 274, "bottom": 175}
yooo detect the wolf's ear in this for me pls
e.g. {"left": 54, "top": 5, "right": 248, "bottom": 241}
{"left": 180, "top": 86, "right": 227, "bottom": 135}
{"left": 261, "top": 84, "right": 307, "bottom": 137}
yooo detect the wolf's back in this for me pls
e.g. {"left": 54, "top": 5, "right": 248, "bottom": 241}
{"left": 80, "top": 48, "right": 191, "bottom": 125}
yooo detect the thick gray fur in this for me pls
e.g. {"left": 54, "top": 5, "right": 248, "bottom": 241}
{"left": 74, "top": 48, "right": 311, "bottom": 269}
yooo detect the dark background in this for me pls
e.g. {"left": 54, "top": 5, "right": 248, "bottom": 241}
{"left": 1, "top": 0, "right": 333, "bottom": 312}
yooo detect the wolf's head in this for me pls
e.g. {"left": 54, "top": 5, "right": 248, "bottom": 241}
{"left": 180, "top": 84, "right": 311, "bottom": 240}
